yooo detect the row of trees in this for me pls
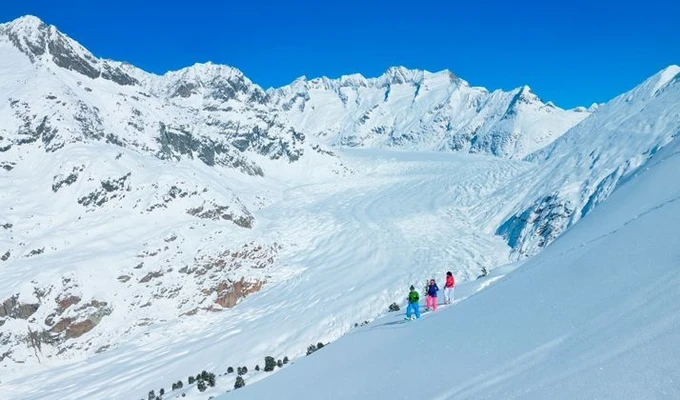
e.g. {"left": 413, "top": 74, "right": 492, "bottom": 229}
{"left": 145, "top": 349, "right": 311, "bottom": 398}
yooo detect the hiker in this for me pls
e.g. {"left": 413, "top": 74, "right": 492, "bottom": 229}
{"left": 405, "top": 285, "right": 421, "bottom": 320}
{"left": 444, "top": 271, "right": 455, "bottom": 305}
{"left": 426, "top": 279, "right": 439, "bottom": 311}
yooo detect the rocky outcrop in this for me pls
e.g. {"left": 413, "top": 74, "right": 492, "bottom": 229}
{"left": 48, "top": 300, "right": 111, "bottom": 340}
{"left": 497, "top": 193, "right": 575, "bottom": 257}
{"left": 52, "top": 165, "right": 84, "bottom": 192}
{"left": 0, "top": 295, "right": 40, "bottom": 319}
{"left": 57, "top": 295, "right": 81, "bottom": 313}
{"left": 186, "top": 200, "right": 254, "bottom": 228}
{"left": 206, "top": 278, "right": 264, "bottom": 308}
{"left": 77, "top": 173, "right": 131, "bottom": 207}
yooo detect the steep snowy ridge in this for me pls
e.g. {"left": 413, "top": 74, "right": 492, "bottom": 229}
{"left": 489, "top": 64, "right": 680, "bottom": 257}
{"left": 0, "top": 15, "right": 139, "bottom": 86}
{"left": 269, "top": 67, "right": 588, "bottom": 159}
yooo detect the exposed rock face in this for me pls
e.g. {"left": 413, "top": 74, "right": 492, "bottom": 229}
{"left": 48, "top": 300, "right": 112, "bottom": 340}
{"left": 212, "top": 278, "right": 264, "bottom": 308}
{"left": 139, "top": 271, "right": 163, "bottom": 283}
{"left": 57, "top": 295, "right": 81, "bottom": 313}
{"left": 497, "top": 193, "right": 575, "bottom": 257}
{"left": 186, "top": 201, "right": 254, "bottom": 228}
{"left": 0, "top": 295, "right": 40, "bottom": 319}
{"left": 77, "top": 173, "right": 131, "bottom": 207}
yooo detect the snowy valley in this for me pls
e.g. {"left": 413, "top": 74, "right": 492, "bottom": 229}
{"left": 0, "top": 15, "right": 679, "bottom": 400}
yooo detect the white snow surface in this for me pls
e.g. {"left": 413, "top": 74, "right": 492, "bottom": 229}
{"left": 1, "top": 149, "right": 530, "bottom": 399}
{"left": 226, "top": 122, "right": 680, "bottom": 400}
{"left": 0, "top": 14, "right": 679, "bottom": 400}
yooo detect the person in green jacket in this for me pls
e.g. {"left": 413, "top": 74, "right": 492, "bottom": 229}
{"left": 405, "top": 285, "right": 421, "bottom": 320}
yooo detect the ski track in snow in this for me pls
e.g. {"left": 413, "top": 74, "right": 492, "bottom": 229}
{"left": 0, "top": 150, "right": 530, "bottom": 400}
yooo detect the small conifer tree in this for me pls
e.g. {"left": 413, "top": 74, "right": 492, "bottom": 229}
{"left": 306, "top": 344, "right": 317, "bottom": 355}
{"left": 234, "top": 376, "right": 245, "bottom": 389}
{"left": 264, "top": 356, "right": 276, "bottom": 372}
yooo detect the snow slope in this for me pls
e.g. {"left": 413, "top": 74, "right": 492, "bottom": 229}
{"left": 488, "top": 65, "right": 680, "bottom": 257}
{"left": 1, "top": 149, "right": 531, "bottom": 400}
{"left": 226, "top": 113, "right": 680, "bottom": 400}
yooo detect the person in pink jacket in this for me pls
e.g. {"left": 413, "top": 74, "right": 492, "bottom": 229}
{"left": 444, "top": 271, "right": 455, "bottom": 305}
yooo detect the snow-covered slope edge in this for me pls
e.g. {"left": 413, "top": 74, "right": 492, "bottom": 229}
{"left": 226, "top": 120, "right": 680, "bottom": 400}
{"left": 488, "top": 65, "right": 680, "bottom": 257}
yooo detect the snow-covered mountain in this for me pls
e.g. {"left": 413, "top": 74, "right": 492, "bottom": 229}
{"left": 269, "top": 67, "right": 588, "bottom": 159}
{"left": 0, "top": 15, "right": 334, "bottom": 174}
{"left": 1, "top": 14, "right": 679, "bottom": 400}
{"left": 0, "top": 14, "right": 346, "bottom": 378}
{"left": 488, "top": 64, "right": 680, "bottom": 257}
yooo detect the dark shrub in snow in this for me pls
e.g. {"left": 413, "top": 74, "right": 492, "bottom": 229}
{"left": 234, "top": 376, "right": 245, "bottom": 389}
{"left": 264, "top": 356, "right": 276, "bottom": 371}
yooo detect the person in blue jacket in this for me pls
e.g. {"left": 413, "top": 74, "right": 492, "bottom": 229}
{"left": 426, "top": 278, "right": 439, "bottom": 311}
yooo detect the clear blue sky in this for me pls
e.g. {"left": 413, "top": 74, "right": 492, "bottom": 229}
{"left": 2, "top": 0, "right": 678, "bottom": 108}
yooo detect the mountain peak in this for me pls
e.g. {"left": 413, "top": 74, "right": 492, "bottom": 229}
{"left": 163, "top": 62, "right": 247, "bottom": 82}
{"left": 0, "top": 15, "right": 53, "bottom": 63}
{"left": 651, "top": 64, "right": 680, "bottom": 92}
{"left": 380, "top": 66, "right": 424, "bottom": 85}
{"left": 3, "top": 14, "right": 47, "bottom": 29}
{"left": 1, "top": 15, "right": 141, "bottom": 86}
